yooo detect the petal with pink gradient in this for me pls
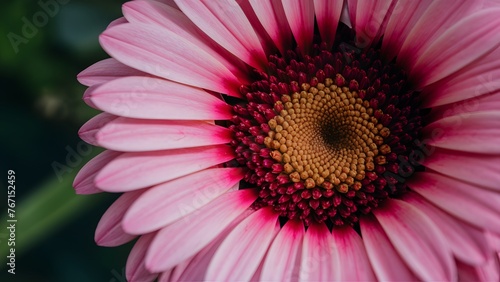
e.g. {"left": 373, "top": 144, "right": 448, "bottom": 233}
{"left": 107, "top": 17, "right": 128, "bottom": 29}
{"left": 206, "top": 207, "right": 280, "bottom": 281}
{"left": 78, "top": 112, "right": 118, "bottom": 146}
{"left": 410, "top": 9, "right": 500, "bottom": 88}
{"left": 331, "top": 226, "right": 376, "bottom": 281}
{"left": 174, "top": 0, "right": 267, "bottom": 70}
{"left": 248, "top": 0, "right": 293, "bottom": 55}
{"left": 423, "top": 111, "right": 500, "bottom": 154}
{"left": 408, "top": 171, "right": 500, "bottom": 234}
{"left": 123, "top": 0, "right": 250, "bottom": 83}
{"left": 85, "top": 76, "right": 233, "bottom": 120}
{"left": 99, "top": 23, "right": 242, "bottom": 97}
{"left": 73, "top": 150, "right": 121, "bottom": 195}
{"left": 421, "top": 148, "right": 500, "bottom": 191}
{"left": 94, "top": 190, "right": 142, "bottom": 247}
{"left": 95, "top": 145, "right": 235, "bottom": 192}
{"left": 299, "top": 223, "right": 337, "bottom": 281}
{"left": 373, "top": 198, "right": 456, "bottom": 281}
{"left": 261, "top": 219, "right": 304, "bottom": 281}
{"left": 313, "top": 0, "right": 343, "bottom": 48}
{"left": 145, "top": 189, "right": 257, "bottom": 272}
{"left": 403, "top": 191, "right": 490, "bottom": 264}
{"left": 126, "top": 232, "right": 158, "bottom": 282}
{"left": 96, "top": 118, "right": 232, "bottom": 152}
{"left": 347, "top": 0, "right": 396, "bottom": 48}
{"left": 421, "top": 47, "right": 500, "bottom": 107}
{"left": 281, "top": 0, "right": 314, "bottom": 54}
{"left": 123, "top": 168, "right": 244, "bottom": 234}
{"left": 360, "top": 215, "right": 419, "bottom": 281}
{"left": 397, "top": 1, "right": 483, "bottom": 70}
{"left": 457, "top": 256, "right": 500, "bottom": 282}
{"left": 77, "top": 58, "right": 146, "bottom": 87}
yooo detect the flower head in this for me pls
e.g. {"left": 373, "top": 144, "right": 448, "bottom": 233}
{"left": 75, "top": 0, "right": 500, "bottom": 281}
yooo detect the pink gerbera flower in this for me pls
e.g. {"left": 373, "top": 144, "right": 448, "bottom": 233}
{"left": 74, "top": 0, "right": 500, "bottom": 281}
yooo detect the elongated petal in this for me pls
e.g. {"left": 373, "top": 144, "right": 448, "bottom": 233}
{"left": 457, "top": 257, "right": 500, "bottom": 282}
{"left": 94, "top": 190, "right": 142, "bottom": 246}
{"left": 173, "top": 209, "right": 254, "bottom": 281}
{"left": 403, "top": 192, "right": 490, "bottom": 264}
{"left": 348, "top": 0, "right": 396, "bottom": 48}
{"left": 300, "top": 223, "right": 336, "bottom": 281}
{"left": 261, "top": 219, "right": 304, "bottom": 281}
{"left": 100, "top": 23, "right": 242, "bottom": 97}
{"left": 373, "top": 199, "right": 456, "bottom": 281}
{"left": 175, "top": 0, "right": 267, "bottom": 70}
{"left": 145, "top": 189, "right": 257, "bottom": 272}
{"left": 360, "top": 215, "right": 419, "bottom": 281}
{"left": 410, "top": 9, "right": 500, "bottom": 88}
{"left": 77, "top": 58, "right": 146, "bottom": 87}
{"left": 408, "top": 171, "right": 500, "bottom": 234}
{"left": 96, "top": 118, "right": 232, "bottom": 152}
{"left": 331, "top": 226, "right": 376, "bottom": 281}
{"left": 126, "top": 233, "right": 158, "bottom": 282}
{"left": 282, "top": 0, "right": 314, "bottom": 54}
{"left": 73, "top": 150, "right": 121, "bottom": 195}
{"left": 249, "top": 0, "right": 293, "bottom": 55}
{"left": 423, "top": 111, "right": 500, "bottom": 153}
{"left": 85, "top": 76, "right": 233, "bottom": 120}
{"left": 123, "top": 0, "right": 250, "bottom": 82}
{"left": 421, "top": 148, "right": 500, "bottom": 191}
{"left": 95, "top": 145, "right": 235, "bottom": 192}
{"left": 206, "top": 207, "right": 280, "bottom": 281}
{"left": 313, "top": 0, "right": 343, "bottom": 48}
{"left": 123, "top": 168, "right": 244, "bottom": 234}
{"left": 78, "top": 113, "right": 118, "bottom": 146}
{"left": 397, "top": 1, "right": 483, "bottom": 70}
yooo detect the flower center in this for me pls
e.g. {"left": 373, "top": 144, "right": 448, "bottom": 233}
{"left": 227, "top": 42, "right": 423, "bottom": 227}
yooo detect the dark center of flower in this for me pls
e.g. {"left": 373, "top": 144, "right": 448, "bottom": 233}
{"left": 227, "top": 39, "right": 423, "bottom": 227}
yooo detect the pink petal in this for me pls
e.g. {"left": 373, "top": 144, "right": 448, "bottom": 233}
{"left": 96, "top": 118, "right": 232, "bottom": 152}
{"left": 313, "top": 0, "right": 343, "bottom": 48}
{"left": 397, "top": 1, "right": 484, "bottom": 71}
{"left": 457, "top": 256, "right": 500, "bottom": 282}
{"left": 206, "top": 207, "right": 280, "bottom": 281}
{"left": 126, "top": 233, "right": 159, "bottom": 282}
{"left": 122, "top": 0, "right": 250, "bottom": 82}
{"left": 300, "top": 223, "right": 337, "bottom": 281}
{"left": 421, "top": 148, "right": 500, "bottom": 191}
{"left": 486, "top": 232, "right": 500, "bottom": 250}
{"left": 331, "top": 226, "right": 376, "bottom": 281}
{"left": 123, "top": 168, "right": 244, "bottom": 234}
{"left": 73, "top": 150, "right": 121, "bottom": 195}
{"left": 99, "top": 23, "right": 242, "bottom": 97}
{"left": 174, "top": 0, "right": 267, "bottom": 70}
{"left": 145, "top": 189, "right": 257, "bottom": 272}
{"left": 403, "top": 191, "right": 490, "bottom": 265}
{"left": 360, "top": 215, "right": 419, "bottom": 281}
{"left": 347, "top": 0, "right": 396, "bottom": 48}
{"left": 107, "top": 17, "right": 128, "bottom": 29}
{"left": 281, "top": 0, "right": 315, "bottom": 54}
{"left": 77, "top": 58, "right": 146, "bottom": 87}
{"left": 173, "top": 209, "right": 254, "bottom": 281}
{"left": 85, "top": 76, "right": 233, "bottom": 120}
{"left": 78, "top": 112, "right": 118, "bottom": 146}
{"left": 261, "top": 219, "right": 304, "bottom": 281}
{"left": 408, "top": 171, "right": 500, "bottom": 234}
{"left": 372, "top": 198, "right": 456, "bottom": 281}
{"left": 95, "top": 145, "right": 235, "bottom": 192}
{"left": 248, "top": 0, "right": 293, "bottom": 55}
{"left": 421, "top": 47, "right": 500, "bottom": 107}
{"left": 410, "top": 8, "right": 500, "bottom": 88}
{"left": 423, "top": 111, "right": 500, "bottom": 154}
{"left": 94, "top": 190, "right": 142, "bottom": 247}
{"left": 381, "top": 0, "right": 433, "bottom": 61}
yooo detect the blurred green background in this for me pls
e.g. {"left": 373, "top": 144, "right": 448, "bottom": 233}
{"left": 1, "top": 1, "right": 137, "bottom": 281}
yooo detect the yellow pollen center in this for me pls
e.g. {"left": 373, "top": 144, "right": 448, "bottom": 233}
{"left": 264, "top": 76, "right": 391, "bottom": 193}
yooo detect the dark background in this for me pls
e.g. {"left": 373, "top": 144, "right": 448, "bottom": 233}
{"left": 1, "top": 1, "right": 137, "bottom": 281}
